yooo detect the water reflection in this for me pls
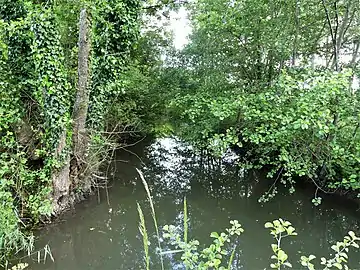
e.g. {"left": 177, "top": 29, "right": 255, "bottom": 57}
{"left": 143, "top": 137, "right": 259, "bottom": 202}
{"left": 25, "top": 137, "right": 360, "bottom": 270}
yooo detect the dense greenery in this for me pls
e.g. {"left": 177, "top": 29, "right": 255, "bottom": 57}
{"left": 2, "top": 0, "right": 360, "bottom": 267}
{"left": 0, "top": 2, "right": 71, "bottom": 262}
{"left": 153, "top": 0, "right": 360, "bottom": 202}
{"left": 0, "top": 0, "right": 143, "bottom": 265}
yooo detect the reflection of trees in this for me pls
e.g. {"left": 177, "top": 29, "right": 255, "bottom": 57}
{"left": 142, "top": 137, "right": 262, "bottom": 201}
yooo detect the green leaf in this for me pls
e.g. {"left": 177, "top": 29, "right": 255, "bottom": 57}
{"left": 273, "top": 220, "right": 281, "bottom": 227}
{"left": 265, "top": 222, "right": 274, "bottom": 228}
{"left": 277, "top": 249, "right": 288, "bottom": 262}
{"left": 308, "top": 255, "right": 316, "bottom": 261}
{"left": 348, "top": 231, "right": 356, "bottom": 239}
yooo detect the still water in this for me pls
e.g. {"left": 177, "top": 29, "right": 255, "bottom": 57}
{"left": 26, "top": 137, "right": 360, "bottom": 269}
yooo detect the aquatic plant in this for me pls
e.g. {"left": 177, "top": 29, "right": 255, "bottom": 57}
{"left": 136, "top": 168, "right": 164, "bottom": 270}
{"left": 160, "top": 216, "right": 360, "bottom": 270}
{"left": 265, "top": 218, "right": 360, "bottom": 270}
{"left": 137, "top": 202, "right": 150, "bottom": 270}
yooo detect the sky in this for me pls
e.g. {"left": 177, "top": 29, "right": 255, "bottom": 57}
{"left": 169, "top": 7, "right": 191, "bottom": 49}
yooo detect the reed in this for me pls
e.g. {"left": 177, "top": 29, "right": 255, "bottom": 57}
{"left": 228, "top": 245, "right": 237, "bottom": 270}
{"left": 183, "top": 197, "right": 188, "bottom": 243}
{"left": 136, "top": 168, "right": 164, "bottom": 270}
{"left": 137, "top": 203, "right": 150, "bottom": 270}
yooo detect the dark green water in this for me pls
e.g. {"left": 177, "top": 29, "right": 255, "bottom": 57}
{"left": 25, "top": 137, "right": 360, "bottom": 269}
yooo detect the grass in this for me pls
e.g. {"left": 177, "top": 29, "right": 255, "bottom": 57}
{"left": 137, "top": 202, "right": 150, "bottom": 270}
{"left": 228, "top": 245, "right": 237, "bottom": 270}
{"left": 136, "top": 168, "right": 164, "bottom": 270}
{"left": 183, "top": 197, "right": 188, "bottom": 243}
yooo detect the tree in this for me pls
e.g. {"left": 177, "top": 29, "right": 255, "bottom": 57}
{"left": 163, "top": 0, "right": 360, "bottom": 199}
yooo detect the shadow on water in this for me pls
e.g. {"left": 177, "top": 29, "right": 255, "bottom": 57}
{"left": 25, "top": 137, "right": 360, "bottom": 270}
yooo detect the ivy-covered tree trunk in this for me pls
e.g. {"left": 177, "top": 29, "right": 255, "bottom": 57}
{"left": 0, "top": 0, "right": 141, "bottom": 262}
{"left": 71, "top": 8, "right": 91, "bottom": 186}
{"left": 27, "top": 8, "right": 73, "bottom": 214}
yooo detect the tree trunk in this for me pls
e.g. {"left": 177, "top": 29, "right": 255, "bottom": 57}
{"left": 71, "top": 8, "right": 91, "bottom": 185}
{"left": 51, "top": 130, "right": 71, "bottom": 214}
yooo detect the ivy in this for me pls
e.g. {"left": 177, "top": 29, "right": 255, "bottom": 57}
{"left": 0, "top": 2, "right": 72, "bottom": 264}
{"left": 28, "top": 5, "right": 72, "bottom": 153}
{"left": 0, "top": 0, "right": 143, "bottom": 264}
{"left": 89, "top": 0, "right": 141, "bottom": 129}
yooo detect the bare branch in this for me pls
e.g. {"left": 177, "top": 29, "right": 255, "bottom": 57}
{"left": 322, "top": 0, "right": 338, "bottom": 70}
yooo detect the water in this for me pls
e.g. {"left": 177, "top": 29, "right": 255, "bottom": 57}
{"left": 25, "top": 137, "right": 360, "bottom": 269}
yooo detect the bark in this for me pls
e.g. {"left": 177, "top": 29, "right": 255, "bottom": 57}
{"left": 333, "top": 0, "right": 352, "bottom": 70}
{"left": 51, "top": 130, "right": 71, "bottom": 214}
{"left": 322, "top": 0, "right": 338, "bottom": 71}
{"left": 71, "top": 8, "right": 91, "bottom": 185}
{"left": 350, "top": 40, "right": 360, "bottom": 68}
{"left": 292, "top": 0, "right": 300, "bottom": 67}
{"left": 349, "top": 40, "right": 359, "bottom": 94}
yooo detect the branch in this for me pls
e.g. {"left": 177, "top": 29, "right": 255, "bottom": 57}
{"left": 349, "top": 41, "right": 360, "bottom": 67}
{"left": 143, "top": 0, "right": 189, "bottom": 10}
{"left": 322, "top": 0, "right": 338, "bottom": 70}
{"left": 322, "top": 0, "right": 336, "bottom": 44}
{"left": 334, "top": 1, "right": 339, "bottom": 41}
{"left": 341, "top": 1, "right": 356, "bottom": 43}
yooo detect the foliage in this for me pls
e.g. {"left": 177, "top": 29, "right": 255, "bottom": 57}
{"left": 0, "top": 2, "right": 72, "bottom": 264}
{"left": 2, "top": 0, "right": 360, "bottom": 266}
{"left": 168, "top": 67, "right": 360, "bottom": 199}
{"left": 265, "top": 218, "right": 360, "bottom": 270}
{"left": 162, "top": 216, "right": 359, "bottom": 269}
{"left": 162, "top": 220, "right": 243, "bottom": 270}
{"left": 9, "top": 263, "right": 28, "bottom": 270}
{"left": 89, "top": 0, "right": 141, "bottom": 130}
{"left": 0, "top": 0, "right": 143, "bottom": 264}
{"left": 103, "top": 19, "right": 175, "bottom": 136}
{"left": 265, "top": 219, "right": 297, "bottom": 269}
{"left": 161, "top": 0, "right": 360, "bottom": 201}
{"left": 163, "top": 217, "right": 360, "bottom": 270}
{"left": 241, "top": 70, "right": 360, "bottom": 198}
